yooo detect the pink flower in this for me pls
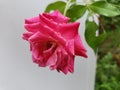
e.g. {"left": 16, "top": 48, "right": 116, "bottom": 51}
{"left": 23, "top": 10, "right": 87, "bottom": 74}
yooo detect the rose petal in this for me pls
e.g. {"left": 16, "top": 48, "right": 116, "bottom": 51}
{"left": 44, "top": 10, "right": 70, "bottom": 23}
{"left": 66, "top": 39, "right": 75, "bottom": 55}
{"left": 58, "top": 22, "right": 80, "bottom": 39}
{"left": 43, "top": 42, "right": 57, "bottom": 65}
{"left": 22, "top": 32, "right": 33, "bottom": 41}
{"left": 38, "top": 22, "right": 67, "bottom": 46}
{"left": 25, "top": 16, "right": 40, "bottom": 24}
{"left": 24, "top": 22, "right": 40, "bottom": 32}
{"left": 74, "top": 35, "right": 88, "bottom": 58}
{"left": 67, "top": 55, "right": 74, "bottom": 73}
{"left": 28, "top": 32, "right": 50, "bottom": 63}
{"left": 55, "top": 48, "right": 74, "bottom": 74}
{"left": 39, "top": 14, "right": 57, "bottom": 30}
{"left": 28, "top": 32, "right": 51, "bottom": 44}
{"left": 49, "top": 48, "right": 61, "bottom": 70}
{"left": 47, "top": 50, "right": 58, "bottom": 67}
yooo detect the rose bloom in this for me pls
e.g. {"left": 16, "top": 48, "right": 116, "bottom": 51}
{"left": 23, "top": 10, "right": 87, "bottom": 74}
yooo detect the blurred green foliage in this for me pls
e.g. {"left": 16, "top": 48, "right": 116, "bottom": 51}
{"left": 95, "top": 0, "right": 120, "bottom": 90}
{"left": 95, "top": 53, "right": 120, "bottom": 90}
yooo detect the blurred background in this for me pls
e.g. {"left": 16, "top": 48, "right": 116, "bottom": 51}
{"left": 95, "top": 0, "right": 120, "bottom": 90}
{"left": 0, "top": 0, "right": 96, "bottom": 90}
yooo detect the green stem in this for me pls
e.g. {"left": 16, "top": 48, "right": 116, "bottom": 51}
{"left": 63, "top": 0, "right": 71, "bottom": 16}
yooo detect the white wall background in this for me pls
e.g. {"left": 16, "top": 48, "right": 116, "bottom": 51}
{"left": 0, "top": 0, "right": 96, "bottom": 90}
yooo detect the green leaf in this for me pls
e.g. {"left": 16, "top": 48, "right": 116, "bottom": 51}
{"left": 67, "top": 0, "right": 76, "bottom": 2}
{"left": 85, "top": 20, "right": 106, "bottom": 52}
{"left": 85, "top": 20, "right": 98, "bottom": 51}
{"left": 89, "top": 1, "right": 120, "bottom": 17}
{"left": 67, "top": 4, "right": 87, "bottom": 22}
{"left": 45, "top": 1, "right": 66, "bottom": 14}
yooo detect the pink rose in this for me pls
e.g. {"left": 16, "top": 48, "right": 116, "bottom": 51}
{"left": 23, "top": 10, "right": 87, "bottom": 74}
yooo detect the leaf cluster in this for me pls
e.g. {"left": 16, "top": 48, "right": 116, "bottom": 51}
{"left": 95, "top": 52, "right": 120, "bottom": 90}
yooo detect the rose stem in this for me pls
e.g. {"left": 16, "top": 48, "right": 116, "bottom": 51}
{"left": 63, "top": 0, "right": 71, "bottom": 16}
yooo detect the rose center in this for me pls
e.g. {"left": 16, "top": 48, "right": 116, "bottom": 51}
{"left": 46, "top": 41, "right": 53, "bottom": 50}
